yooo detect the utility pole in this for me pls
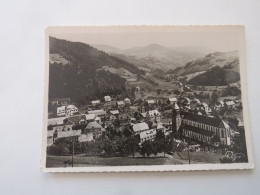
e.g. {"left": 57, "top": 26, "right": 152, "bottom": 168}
{"left": 72, "top": 137, "right": 74, "bottom": 167}
{"left": 187, "top": 139, "right": 191, "bottom": 165}
{"left": 132, "top": 134, "right": 135, "bottom": 158}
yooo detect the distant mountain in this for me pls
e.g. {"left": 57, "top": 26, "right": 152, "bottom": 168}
{"left": 49, "top": 37, "right": 145, "bottom": 101}
{"left": 92, "top": 44, "right": 122, "bottom": 54}
{"left": 91, "top": 44, "right": 210, "bottom": 71}
{"left": 174, "top": 51, "right": 239, "bottom": 76}
{"left": 173, "top": 51, "right": 241, "bottom": 86}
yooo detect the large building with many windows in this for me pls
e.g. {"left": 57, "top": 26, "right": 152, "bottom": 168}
{"left": 180, "top": 111, "right": 231, "bottom": 146}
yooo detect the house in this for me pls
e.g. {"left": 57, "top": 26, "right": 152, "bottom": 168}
{"left": 139, "top": 129, "right": 156, "bottom": 143}
{"left": 133, "top": 122, "right": 149, "bottom": 135}
{"left": 201, "top": 102, "right": 212, "bottom": 113}
{"left": 85, "top": 113, "right": 101, "bottom": 124}
{"left": 168, "top": 97, "right": 177, "bottom": 105}
{"left": 104, "top": 96, "right": 111, "bottom": 102}
{"left": 85, "top": 114, "right": 96, "bottom": 121}
{"left": 109, "top": 114, "right": 117, "bottom": 121}
{"left": 85, "top": 121, "right": 104, "bottom": 139}
{"left": 65, "top": 114, "right": 87, "bottom": 125}
{"left": 218, "top": 100, "right": 225, "bottom": 107}
{"left": 146, "top": 110, "right": 161, "bottom": 123}
{"left": 56, "top": 129, "right": 82, "bottom": 139}
{"left": 180, "top": 111, "right": 231, "bottom": 146}
{"left": 118, "top": 114, "right": 131, "bottom": 125}
{"left": 124, "top": 98, "right": 131, "bottom": 105}
{"left": 147, "top": 100, "right": 155, "bottom": 105}
{"left": 91, "top": 100, "right": 100, "bottom": 106}
{"left": 52, "top": 123, "right": 74, "bottom": 132}
{"left": 48, "top": 117, "right": 67, "bottom": 126}
{"left": 110, "top": 110, "right": 119, "bottom": 115}
{"left": 117, "top": 101, "right": 125, "bottom": 108}
{"left": 225, "top": 100, "right": 236, "bottom": 108}
{"left": 88, "top": 110, "right": 107, "bottom": 119}
{"left": 57, "top": 106, "right": 66, "bottom": 117}
{"left": 66, "top": 105, "right": 79, "bottom": 116}
{"left": 52, "top": 98, "right": 70, "bottom": 106}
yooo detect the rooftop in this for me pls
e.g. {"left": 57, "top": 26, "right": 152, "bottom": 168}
{"left": 133, "top": 122, "right": 149, "bottom": 132}
{"left": 181, "top": 111, "right": 222, "bottom": 127}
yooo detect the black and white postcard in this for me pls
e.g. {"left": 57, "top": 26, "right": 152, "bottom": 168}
{"left": 41, "top": 26, "right": 254, "bottom": 172}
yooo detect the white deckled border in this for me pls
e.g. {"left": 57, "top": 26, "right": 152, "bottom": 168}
{"left": 41, "top": 26, "right": 254, "bottom": 173}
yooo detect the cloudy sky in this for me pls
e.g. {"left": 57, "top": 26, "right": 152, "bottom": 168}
{"left": 49, "top": 26, "right": 243, "bottom": 52}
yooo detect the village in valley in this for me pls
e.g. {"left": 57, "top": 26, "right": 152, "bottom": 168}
{"left": 46, "top": 36, "right": 248, "bottom": 167}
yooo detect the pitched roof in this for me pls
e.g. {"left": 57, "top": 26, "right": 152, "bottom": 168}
{"left": 117, "top": 101, "right": 125, "bottom": 105}
{"left": 225, "top": 101, "right": 235, "bottom": 106}
{"left": 48, "top": 117, "right": 67, "bottom": 125}
{"left": 68, "top": 114, "right": 86, "bottom": 123}
{"left": 133, "top": 122, "right": 149, "bottom": 132}
{"left": 91, "top": 100, "right": 100, "bottom": 104}
{"left": 110, "top": 110, "right": 119, "bottom": 115}
{"left": 147, "top": 100, "right": 155, "bottom": 104}
{"left": 85, "top": 114, "right": 96, "bottom": 120}
{"left": 182, "top": 125, "right": 215, "bottom": 137}
{"left": 88, "top": 110, "right": 107, "bottom": 116}
{"left": 169, "top": 97, "right": 177, "bottom": 102}
{"left": 86, "top": 121, "right": 102, "bottom": 129}
{"left": 67, "top": 105, "right": 77, "bottom": 109}
{"left": 181, "top": 111, "right": 222, "bottom": 127}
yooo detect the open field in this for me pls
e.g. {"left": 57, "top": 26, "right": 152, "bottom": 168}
{"left": 176, "top": 152, "right": 224, "bottom": 164}
{"left": 46, "top": 151, "right": 223, "bottom": 168}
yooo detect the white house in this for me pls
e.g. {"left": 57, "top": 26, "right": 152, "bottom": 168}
{"left": 146, "top": 110, "right": 161, "bottom": 122}
{"left": 88, "top": 110, "right": 107, "bottom": 118}
{"left": 139, "top": 129, "right": 156, "bottom": 143}
{"left": 104, "top": 96, "right": 111, "bottom": 102}
{"left": 57, "top": 106, "right": 66, "bottom": 117}
{"left": 91, "top": 100, "right": 100, "bottom": 106}
{"left": 225, "top": 100, "right": 236, "bottom": 108}
{"left": 169, "top": 97, "right": 177, "bottom": 105}
{"left": 124, "top": 98, "right": 131, "bottom": 105}
{"left": 66, "top": 105, "right": 78, "bottom": 116}
{"left": 110, "top": 110, "right": 119, "bottom": 115}
{"left": 133, "top": 122, "right": 149, "bottom": 135}
{"left": 117, "top": 101, "right": 125, "bottom": 108}
{"left": 147, "top": 100, "right": 155, "bottom": 104}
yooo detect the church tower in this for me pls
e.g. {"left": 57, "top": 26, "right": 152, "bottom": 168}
{"left": 172, "top": 103, "right": 181, "bottom": 134}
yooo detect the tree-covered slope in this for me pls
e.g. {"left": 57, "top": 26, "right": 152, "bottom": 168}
{"left": 187, "top": 66, "right": 240, "bottom": 86}
{"left": 48, "top": 37, "right": 144, "bottom": 101}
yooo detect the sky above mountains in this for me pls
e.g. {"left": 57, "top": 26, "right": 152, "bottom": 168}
{"left": 51, "top": 27, "right": 240, "bottom": 52}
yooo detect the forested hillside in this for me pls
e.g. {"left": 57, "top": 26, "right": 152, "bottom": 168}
{"left": 49, "top": 37, "right": 144, "bottom": 102}
{"left": 187, "top": 66, "right": 240, "bottom": 86}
